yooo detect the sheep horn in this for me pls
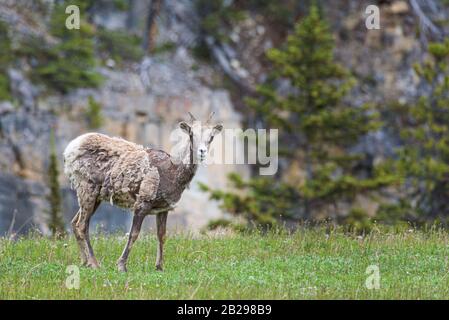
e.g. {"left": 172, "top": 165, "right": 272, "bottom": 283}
{"left": 206, "top": 111, "right": 215, "bottom": 124}
{"left": 188, "top": 112, "right": 196, "bottom": 123}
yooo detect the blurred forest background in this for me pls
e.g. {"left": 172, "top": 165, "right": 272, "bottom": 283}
{"left": 1, "top": 0, "right": 449, "bottom": 237}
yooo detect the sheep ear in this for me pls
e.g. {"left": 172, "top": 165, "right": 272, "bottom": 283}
{"left": 212, "top": 124, "right": 223, "bottom": 136}
{"left": 179, "top": 121, "right": 191, "bottom": 134}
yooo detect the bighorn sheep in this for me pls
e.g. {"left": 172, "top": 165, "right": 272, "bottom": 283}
{"left": 63, "top": 113, "right": 223, "bottom": 272}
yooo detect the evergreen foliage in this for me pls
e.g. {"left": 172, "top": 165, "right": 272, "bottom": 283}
{"left": 199, "top": 173, "right": 300, "bottom": 230}
{"left": 86, "top": 96, "right": 103, "bottom": 129}
{"left": 392, "top": 38, "right": 449, "bottom": 220}
{"left": 97, "top": 28, "right": 144, "bottom": 64}
{"left": 196, "top": 0, "right": 247, "bottom": 42}
{"left": 0, "top": 20, "right": 12, "bottom": 101}
{"left": 202, "top": 4, "right": 395, "bottom": 229}
{"left": 25, "top": 1, "right": 102, "bottom": 94}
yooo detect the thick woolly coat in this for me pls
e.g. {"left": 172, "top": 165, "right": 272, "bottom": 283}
{"left": 63, "top": 133, "right": 196, "bottom": 214}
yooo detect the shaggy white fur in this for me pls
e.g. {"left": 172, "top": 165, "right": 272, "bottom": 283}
{"left": 63, "top": 132, "right": 95, "bottom": 177}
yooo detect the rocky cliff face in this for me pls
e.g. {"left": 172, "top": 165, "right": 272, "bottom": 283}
{"left": 0, "top": 0, "right": 445, "bottom": 234}
{"left": 0, "top": 0, "right": 247, "bottom": 235}
{"left": 0, "top": 52, "right": 246, "bottom": 235}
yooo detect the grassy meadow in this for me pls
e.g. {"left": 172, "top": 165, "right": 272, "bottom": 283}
{"left": 0, "top": 227, "right": 448, "bottom": 299}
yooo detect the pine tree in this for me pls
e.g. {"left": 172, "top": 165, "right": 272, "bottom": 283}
{"left": 393, "top": 38, "right": 449, "bottom": 220}
{"left": 0, "top": 20, "right": 12, "bottom": 101}
{"left": 47, "top": 129, "right": 65, "bottom": 237}
{"left": 202, "top": 4, "right": 394, "bottom": 228}
{"left": 86, "top": 96, "right": 103, "bottom": 129}
{"left": 199, "top": 173, "right": 300, "bottom": 230}
{"left": 28, "top": 1, "right": 102, "bottom": 94}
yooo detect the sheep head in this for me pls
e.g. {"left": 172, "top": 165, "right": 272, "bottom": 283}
{"left": 179, "top": 112, "right": 223, "bottom": 163}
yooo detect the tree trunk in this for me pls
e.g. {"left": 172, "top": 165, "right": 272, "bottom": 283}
{"left": 143, "top": 0, "right": 163, "bottom": 54}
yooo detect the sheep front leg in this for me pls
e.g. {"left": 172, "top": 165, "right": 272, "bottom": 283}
{"left": 155, "top": 212, "right": 168, "bottom": 271}
{"left": 117, "top": 213, "right": 146, "bottom": 272}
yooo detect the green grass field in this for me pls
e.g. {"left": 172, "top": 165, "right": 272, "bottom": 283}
{"left": 0, "top": 227, "right": 448, "bottom": 299}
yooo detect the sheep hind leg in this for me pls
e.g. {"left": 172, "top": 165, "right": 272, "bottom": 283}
{"left": 117, "top": 212, "right": 146, "bottom": 272}
{"left": 71, "top": 210, "right": 87, "bottom": 266}
{"left": 76, "top": 192, "right": 101, "bottom": 269}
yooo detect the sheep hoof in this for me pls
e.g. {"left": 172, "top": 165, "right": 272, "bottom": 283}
{"left": 86, "top": 263, "right": 100, "bottom": 269}
{"left": 155, "top": 265, "right": 163, "bottom": 272}
{"left": 117, "top": 263, "right": 127, "bottom": 272}
{"left": 86, "top": 259, "right": 100, "bottom": 269}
